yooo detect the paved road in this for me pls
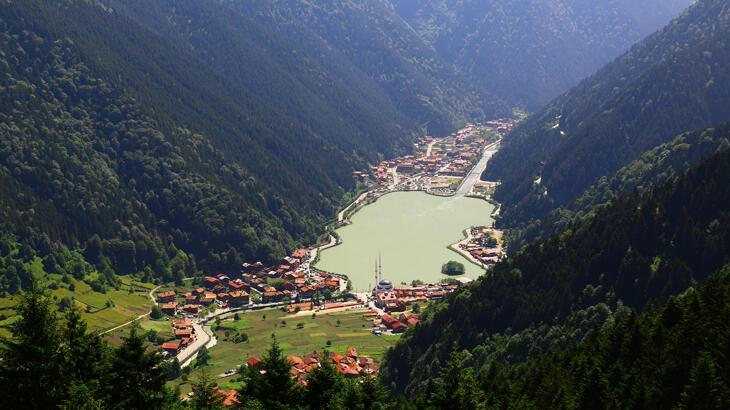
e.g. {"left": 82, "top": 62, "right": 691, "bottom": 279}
{"left": 99, "top": 285, "right": 162, "bottom": 336}
{"left": 178, "top": 322, "right": 213, "bottom": 367}
{"left": 338, "top": 191, "right": 369, "bottom": 223}
{"left": 455, "top": 141, "right": 500, "bottom": 197}
{"left": 309, "top": 234, "right": 337, "bottom": 261}
{"left": 425, "top": 140, "right": 436, "bottom": 157}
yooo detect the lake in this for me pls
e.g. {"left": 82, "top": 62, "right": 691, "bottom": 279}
{"left": 315, "top": 191, "right": 495, "bottom": 291}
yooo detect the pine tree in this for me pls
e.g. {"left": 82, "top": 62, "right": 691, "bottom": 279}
{"left": 107, "top": 322, "right": 171, "bottom": 409}
{"left": 188, "top": 368, "right": 226, "bottom": 409}
{"left": 0, "top": 278, "right": 64, "bottom": 408}
{"left": 678, "top": 352, "right": 726, "bottom": 410}
{"left": 305, "top": 355, "right": 342, "bottom": 408}
{"left": 61, "top": 304, "right": 109, "bottom": 392}
{"left": 238, "top": 337, "right": 298, "bottom": 409}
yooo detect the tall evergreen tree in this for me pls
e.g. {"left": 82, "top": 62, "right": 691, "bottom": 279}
{"left": 0, "top": 278, "right": 64, "bottom": 408}
{"left": 304, "top": 355, "right": 342, "bottom": 409}
{"left": 60, "top": 304, "right": 109, "bottom": 400}
{"left": 238, "top": 337, "right": 299, "bottom": 409}
{"left": 107, "top": 322, "right": 171, "bottom": 409}
{"left": 188, "top": 368, "right": 225, "bottom": 410}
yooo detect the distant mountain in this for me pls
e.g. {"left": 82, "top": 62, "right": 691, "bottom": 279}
{"left": 0, "top": 0, "right": 497, "bottom": 292}
{"left": 392, "top": 0, "right": 693, "bottom": 110}
{"left": 485, "top": 0, "right": 730, "bottom": 230}
{"left": 381, "top": 137, "right": 730, "bottom": 397}
{"left": 222, "top": 0, "right": 509, "bottom": 136}
{"left": 103, "top": 0, "right": 476, "bottom": 151}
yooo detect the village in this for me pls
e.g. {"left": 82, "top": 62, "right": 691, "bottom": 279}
{"left": 452, "top": 226, "right": 505, "bottom": 268}
{"left": 353, "top": 119, "right": 517, "bottom": 197}
{"left": 152, "top": 247, "right": 467, "bottom": 382}
{"left": 151, "top": 120, "right": 518, "bottom": 403}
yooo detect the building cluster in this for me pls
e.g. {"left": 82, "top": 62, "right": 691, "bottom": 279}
{"left": 458, "top": 226, "right": 504, "bottom": 266}
{"left": 154, "top": 247, "right": 350, "bottom": 359}
{"left": 155, "top": 248, "right": 347, "bottom": 321}
{"left": 377, "top": 311, "right": 420, "bottom": 334}
{"left": 360, "top": 120, "right": 517, "bottom": 195}
{"left": 160, "top": 318, "right": 196, "bottom": 356}
{"left": 368, "top": 260, "right": 462, "bottom": 334}
{"left": 246, "top": 346, "right": 378, "bottom": 386}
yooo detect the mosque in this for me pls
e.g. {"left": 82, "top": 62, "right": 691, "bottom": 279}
{"left": 371, "top": 254, "right": 393, "bottom": 295}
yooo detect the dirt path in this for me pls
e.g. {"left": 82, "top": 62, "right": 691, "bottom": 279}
{"left": 98, "top": 285, "right": 162, "bottom": 336}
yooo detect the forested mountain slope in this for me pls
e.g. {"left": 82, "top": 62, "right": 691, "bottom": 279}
{"left": 405, "top": 264, "right": 730, "bottom": 409}
{"left": 381, "top": 143, "right": 730, "bottom": 395}
{"left": 222, "top": 0, "right": 509, "bottom": 136}
{"left": 102, "top": 0, "right": 419, "bottom": 157}
{"left": 392, "top": 0, "right": 691, "bottom": 110}
{"left": 485, "top": 0, "right": 730, "bottom": 229}
{"left": 510, "top": 123, "right": 730, "bottom": 249}
{"left": 0, "top": 0, "right": 488, "bottom": 293}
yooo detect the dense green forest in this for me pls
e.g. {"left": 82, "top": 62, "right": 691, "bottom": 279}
{"left": 102, "top": 0, "right": 434, "bottom": 154}
{"left": 381, "top": 145, "right": 730, "bottom": 397}
{"left": 0, "top": 0, "right": 500, "bottom": 295}
{"left": 485, "top": 0, "right": 730, "bottom": 230}
{"left": 392, "top": 0, "right": 691, "bottom": 110}
{"left": 222, "top": 0, "right": 508, "bottom": 136}
{"left": 508, "top": 123, "right": 730, "bottom": 250}
{"left": 403, "top": 264, "right": 730, "bottom": 409}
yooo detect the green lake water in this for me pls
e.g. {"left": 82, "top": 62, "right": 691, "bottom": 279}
{"left": 315, "top": 191, "right": 495, "bottom": 291}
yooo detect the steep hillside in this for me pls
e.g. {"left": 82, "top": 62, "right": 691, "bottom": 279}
{"left": 102, "top": 0, "right": 417, "bottom": 158}
{"left": 485, "top": 0, "right": 730, "bottom": 229}
{"left": 406, "top": 264, "right": 730, "bottom": 409}
{"left": 0, "top": 0, "right": 487, "bottom": 293}
{"left": 510, "top": 123, "right": 730, "bottom": 249}
{"left": 381, "top": 144, "right": 730, "bottom": 394}
{"left": 392, "top": 0, "right": 691, "bottom": 110}
{"left": 224, "top": 0, "right": 509, "bottom": 136}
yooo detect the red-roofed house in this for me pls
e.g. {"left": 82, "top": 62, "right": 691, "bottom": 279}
{"left": 161, "top": 302, "right": 177, "bottom": 315}
{"left": 380, "top": 314, "right": 399, "bottom": 328}
{"left": 200, "top": 292, "right": 216, "bottom": 305}
{"left": 229, "top": 280, "right": 249, "bottom": 292}
{"left": 391, "top": 321, "right": 408, "bottom": 333}
{"left": 183, "top": 304, "right": 200, "bottom": 315}
{"left": 161, "top": 341, "right": 180, "bottom": 355}
{"left": 175, "top": 328, "right": 193, "bottom": 339}
{"left": 287, "top": 356, "right": 304, "bottom": 366}
{"left": 156, "top": 291, "right": 176, "bottom": 303}
{"left": 204, "top": 277, "right": 220, "bottom": 289}
{"left": 247, "top": 357, "right": 263, "bottom": 369}
{"left": 213, "top": 389, "right": 239, "bottom": 407}
{"left": 173, "top": 319, "right": 192, "bottom": 329}
{"left": 329, "top": 352, "right": 345, "bottom": 363}
{"left": 292, "top": 248, "right": 308, "bottom": 259}
{"left": 229, "top": 291, "right": 249, "bottom": 307}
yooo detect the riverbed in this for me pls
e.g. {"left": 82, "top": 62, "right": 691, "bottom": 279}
{"left": 315, "top": 191, "right": 495, "bottom": 291}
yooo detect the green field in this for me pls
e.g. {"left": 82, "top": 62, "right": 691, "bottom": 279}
{"left": 0, "top": 274, "right": 156, "bottom": 338}
{"left": 102, "top": 316, "right": 175, "bottom": 347}
{"left": 171, "top": 308, "right": 399, "bottom": 394}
